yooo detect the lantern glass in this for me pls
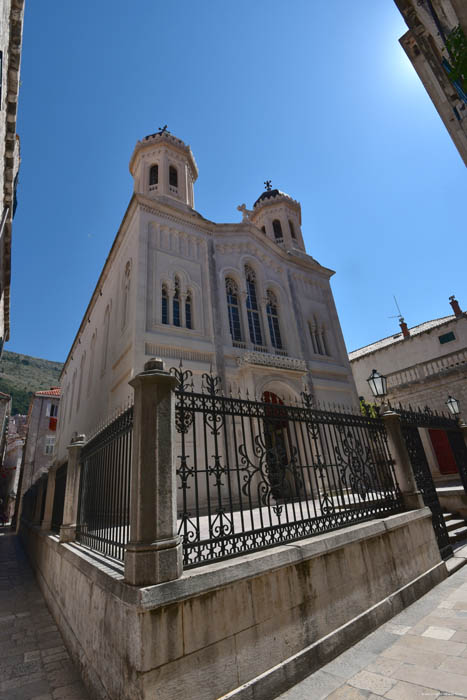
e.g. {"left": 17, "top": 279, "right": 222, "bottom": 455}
{"left": 446, "top": 395, "right": 460, "bottom": 416}
{"left": 367, "top": 369, "right": 387, "bottom": 398}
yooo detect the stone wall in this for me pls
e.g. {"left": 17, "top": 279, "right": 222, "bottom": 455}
{"left": 21, "top": 509, "right": 446, "bottom": 700}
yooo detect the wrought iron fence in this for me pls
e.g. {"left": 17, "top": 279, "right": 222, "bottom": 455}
{"left": 76, "top": 406, "right": 133, "bottom": 562}
{"left": 397, "top": 403, "right": 467, "bottom": 559}
{"left": 172, "top": 367, "right": 403, "bottom": 569}
{"left": 51, "top": 463, "right": 67, "bottom": 533}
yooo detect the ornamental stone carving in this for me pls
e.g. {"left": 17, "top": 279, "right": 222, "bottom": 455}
{"left": 236, "top": 351, "right": 307, "bottom": 372}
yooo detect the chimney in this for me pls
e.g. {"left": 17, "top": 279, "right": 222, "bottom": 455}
{"left": 399, "top": 317, "right": 410, "bottom": 339}
{"left": 449, "top": 295, "right": 463, "bottom": 317}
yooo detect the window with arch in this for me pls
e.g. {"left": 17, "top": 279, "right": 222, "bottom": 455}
{"left": 245, "top": 266, "right": 263, "bottom": 346}
{"left": 169, "top": 165, "right": 178, "bottom": 188}
{"left": 121, "top": 261, "right": 131, "bottom": 330}
{"left": 289, "top": 219, "right": 296, "bottom": 239}
{"left": 173, "top": 277, "right": 181, "bottom": 327}
{"left": 226, "top": 278, "right": 242, "bottom": 342}
{"left": 101, "top": 305, "right": 111, "bottom": 374}
{"left": 266, "top": 290, "right": 283, "bottom": 350}
{"left": 185, "top": 292, "right": 192, "bottom": 330}
{"left": 161, "top": 284, "right": 169, "bottom": 324}
{"left": 309, "top": 316, "right": 329, "bottom": 356}
{"left": 272, "top": 219, "right": 283, "bottom": 240}
{"left": 149, "top": 164, "right": 158, "bottom": 186}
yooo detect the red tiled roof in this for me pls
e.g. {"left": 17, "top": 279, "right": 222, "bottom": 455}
{"left": 35, "top": 387, "right": 61, "bottom": 397}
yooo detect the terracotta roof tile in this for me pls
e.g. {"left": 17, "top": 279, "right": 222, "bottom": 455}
{"left": 35, "top": 387, "right": 61, "bottom": 397}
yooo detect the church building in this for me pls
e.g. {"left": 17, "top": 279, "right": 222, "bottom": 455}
{"left": 55, "top": 128, "right": 358, "bottom": 463}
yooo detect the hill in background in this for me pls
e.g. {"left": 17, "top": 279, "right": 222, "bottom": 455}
{"left": 0, "top": 351, "right": 63, "bottom": 414}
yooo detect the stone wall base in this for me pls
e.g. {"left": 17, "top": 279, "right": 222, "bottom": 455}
{"left": 20, "top": 508, "right": 446, "bottom": 700}
{"left": 437, "top": 486, "right": 467, "bottom": 518}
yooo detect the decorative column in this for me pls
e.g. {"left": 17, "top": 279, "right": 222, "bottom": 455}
{"left": 124, "top": 358, "right": 182, "bottom": 586}
{"left": 59, "top": 434, "right": 86, "bottom": 542}
{"left": 381, "top": 409, "right": 424, "bottom": 510}
{"left": 41, "top": 466, "right": 57, "bottom": 531}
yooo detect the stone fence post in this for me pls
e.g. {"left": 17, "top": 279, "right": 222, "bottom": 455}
{"left": 41, "top": 466, "right": 57, "bottom": 531}
{"left": 59, "top": 434, "right": 86, "bottom": 543}
{"left": 381, "top": 409, "right": 425, "bottom": 510}
{"left": 124, "top": 358, "right": 182, "bottom": 586}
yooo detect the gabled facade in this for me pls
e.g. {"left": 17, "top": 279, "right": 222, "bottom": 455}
{"left": 56, "top": 129, "right": 358, "bottom": 463}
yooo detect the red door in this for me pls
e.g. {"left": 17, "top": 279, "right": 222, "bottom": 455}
{"left": 429, "top": 429, "right": 458, "bottom": 475}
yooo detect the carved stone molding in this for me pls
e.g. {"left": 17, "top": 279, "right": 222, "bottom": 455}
{"left": 235, "top": 351, "right": 307, "bottom": 372}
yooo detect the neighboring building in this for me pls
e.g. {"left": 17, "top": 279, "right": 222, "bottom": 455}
{"left": 0, "top": 0, "right": 25, "bottom": 352}
{"left": 394, "top": 0, "right": 467, "bottom": 166}
{"left": 0, "top": 412, "right": 26, "bottom": 521}
{"left": 56, "top": 128, "right": 358, "bottom": 463}
{"left": 0, "top": 389, "right": 11, "bottom": 520}
{"left": 349, "top": 296, "right": 467, "bottom": 414}
{"left": 17, "top": 387, "right": 61, "bottom": 504}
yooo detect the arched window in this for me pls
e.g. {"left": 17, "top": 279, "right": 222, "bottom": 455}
{"left": 101, "top": 306, "right": 110, "bottom": 374}
{"left": 161, "top": 285, "right": 168, "bottom": 324}
{"left": 245, "top": 266, "right": 263, "bottom": 346}
{"left": 173, "top": 277, "right": 181, "bottom": 327}
{"left": 272, "top": 220, "right": 283, "bottom": 240}
{"left": 309, "top": 316, "right": 329, "bottom": 356}
{"left": 121, "top": 261, "right": 131, "bottom": 330}
{"left": 289, "top": 220, "right": 296, "bottom": 239}
{"left": 266, "top": 290, "right": 283, "bottom": 350}
{"left": 169, "top": 165, "right": 178, "bottom": 188}
{"left": 226, "top": 278, "right": 242, "bottom": 342}
{"left": 149, "top": 164, "right": 158, "bottom": 186}
{"left": 185, "top": 292, "right": 192, "bottom": 329}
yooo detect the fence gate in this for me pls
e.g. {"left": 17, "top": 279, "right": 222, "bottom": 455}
{"left": 399, "top": 407, "right": 455, "bottom": 559}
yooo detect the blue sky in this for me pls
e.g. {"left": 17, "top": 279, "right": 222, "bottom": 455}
{"left": 7, "top": 0, "right": 466, "bottom": 362}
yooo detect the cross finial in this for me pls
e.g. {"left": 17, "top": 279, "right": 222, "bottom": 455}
{"left": 158, "top": 124, "right": 169, "bottom": 135}
{"left": 264, "top": 180, "right": 272, "bottom": 191}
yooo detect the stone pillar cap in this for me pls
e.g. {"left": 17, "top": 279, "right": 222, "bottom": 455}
{"left": 144, "top": 358, "right": 165, "bottom": 372}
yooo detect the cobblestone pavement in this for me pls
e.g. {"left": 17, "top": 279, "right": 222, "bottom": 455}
{"left": 278, "top": 546, "right": 467, "bottom": 700}
{"left": 0, "top": 527, "right": 90, "bottom": 700}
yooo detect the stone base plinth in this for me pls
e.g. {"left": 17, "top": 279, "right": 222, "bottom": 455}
{"left": 124, "top": 538, "right": 183, "bottom": 586}
{"left": 19, "top": 508, "right": 445, "bottom": 700}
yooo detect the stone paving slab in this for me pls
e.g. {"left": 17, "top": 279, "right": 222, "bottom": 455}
{"left": 0, "top": 527, "right": 90, "bottom": 700}
{"left": 278, "top": 557, "right": 467, "bottom": 699}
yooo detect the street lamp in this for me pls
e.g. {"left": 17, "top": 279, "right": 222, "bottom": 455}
{"left": 446, "top": 395, "right": 460, "bottom": 417}
{"left": 367, "top": 369, "right": 387, "bottom": 401}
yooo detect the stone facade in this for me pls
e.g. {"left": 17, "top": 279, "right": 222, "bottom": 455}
{"left": 18, "top": 388, "right": 61, "bottom": 504}
{"left": 0, "top": 412, "right": 25, "bottom": 520}
{"left": 394, "top": 0, "right": 467, "bottom": 166}
{"left": 349, "top": 297, "right": 467, "bottom": 415}
{"left": 0, "top": 0, "right": 24, "bottom": 348}
{"left": 56, "top": 129, "right": 358, "bottom": 463}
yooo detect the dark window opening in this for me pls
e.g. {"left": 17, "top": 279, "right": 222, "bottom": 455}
{"left": 186, "top": 295, "right": 192, "bottom": 329}
{"left": 289, "top": 220, "right": 296, "bottom": 239}
{"left": 149, "top": 164, "right": 158, "bottom": 186}
{"left": 272, "top": 219, "right": 283, "bottom": 240}
{"left": 169, "top": 165, "right": 178, "bottom": 188}
{"left": 162, "top": 287, "right": 168, "bottom": 324}
{"left": 439, "top": 331, "right": 455, "bottom": 344}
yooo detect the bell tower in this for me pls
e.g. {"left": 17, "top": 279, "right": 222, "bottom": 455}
{"left": 250, "top": 182, "right": 305, "bottom": 252}
{"left": 129, "top": 126, "right": 198, "bottom": 209}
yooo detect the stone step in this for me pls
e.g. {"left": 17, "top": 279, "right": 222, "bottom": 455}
{"left": 442, "top": 512, "right": 454, "bottom": 520}
{"left": 445, "top": 518, "right": 466, "bottom": 532}
{"left": 448, "top": 526, "right": 467, "bottom": 543}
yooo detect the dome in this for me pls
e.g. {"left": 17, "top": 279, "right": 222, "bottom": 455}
{"left": 253, "top": 188, "right": 295, "bottom": 209}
